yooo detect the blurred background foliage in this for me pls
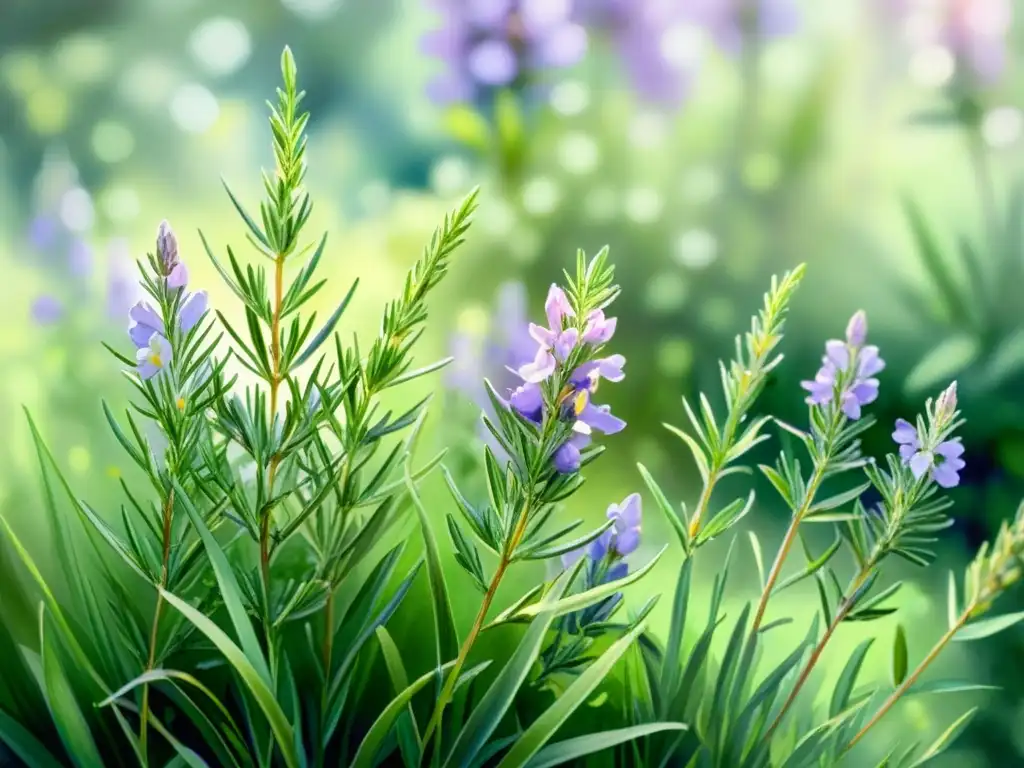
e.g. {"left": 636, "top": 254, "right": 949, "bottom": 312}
{"left": 2, "top": 0, "right": 1024, "bottom": 764}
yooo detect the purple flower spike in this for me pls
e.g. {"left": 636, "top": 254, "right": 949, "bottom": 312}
{"left": 157, "top": 220, "right": 179, "bottom": 274}
{"left": 544, "top": 284, "right": 575, "bottom": 330}
{"left": 801, "top": 312, "right": 884, "bottom": 420}
{"left": 167, "top": 262, "right": 189, "bottom": 290}
{"left": 137, "top": 333, "right": 173, "bottom": 380}
{"left": 510, "top": 381, "right": 544, "bottom": 423}
{"left": 129, "top": 301, "right": 165, "bottom": 349}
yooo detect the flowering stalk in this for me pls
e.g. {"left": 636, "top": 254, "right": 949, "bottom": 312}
{"left": 751, "top": 310, "right": 884, "bottom": 632}
{"left": 423, "top": 250, "right": 627, "bottom": 756}
{"left": 763, "top": 382, "right": 965, "bottom": 739}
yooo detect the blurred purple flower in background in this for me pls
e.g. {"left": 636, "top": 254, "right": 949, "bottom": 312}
{"left": 31, "top": 295, "right": 64, "bottom": 325}
{"left": 107, "top": 238, "right": 142, "bottom": 319}
{"left": 943, "top": 0, "right": 1012, "bottom": 84}
{"left": 422, "top": 0, "right": 588, "bottom": 104}
{"left": 688, "top": 0, "right": 799, "bottom": 53}
{"left": 575, "top": 0, "right": 701, "bottom": 106}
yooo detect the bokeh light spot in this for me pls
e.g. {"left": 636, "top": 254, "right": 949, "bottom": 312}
{"left": 909, "top": 45, "right": 954, "bottom": 88}
{"left": 26, "top": 87, "right": 70, "bottom": 135}
{"left": 99, "top": 186, "right": 141, "bottom": 222}
{"left": 659, "top": 23, "right": 705, "bottom": 71}
{"left": 550, "top": 80, "right": 589, "bottom": 116}
{"left": 646, "top": 272, "right": 688, "bottom": 313}
{"left": 429, "top": 156, "right": 472, "bottom": 197}
{"left": 281, "top": 0, "right": 344, "bottom": 20}
{"left": 54, "top": 34, "right": 112, "bottom": 84}
{"left": 120, "top": 59, "right": 179, "bottom": 108}
{"left": 624, "top": 187, "right": 663, "bottom": 224}
{"left": 742, "top": 152, "right": 780, "bottom": 191}
{"left": 68, "top": 446, "right": 91, "bottom": 475}
{"left": 557, "top": 131, "right": 599, "bottom": 175}
{"left": 628, "top": 112, "right": 668, "bottom": 150}
{"left": 91, "top": 121, "right": 135, "bottom": 163}
{"left": 583, "top": 186, "right": 617, "bottom": 221}
{"left": 170, "top": 84, "right": 220, "bottom": 134}
{"left": 983, "top": 107, "right": 1022, "bottom": 149}
{"left": 521, "top": 177, "right": 561, "bottom": 217}
{"left": 189, "top": 17, "right": 252, "bottom": 77}
{"left": 674, "top": 228, "right": 718, "bottom": 269}
{"left": 657, "top": 338, "right": 694, "bottom": 377}
{"left": 0, "top": 51, "right": 44, "bottom": 95}
{"left": 60, "top": 187, "right": 95, "bottom": 232}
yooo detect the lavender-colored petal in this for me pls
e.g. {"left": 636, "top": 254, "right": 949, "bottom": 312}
{"left": 578, "top": 402, "right": 626, "bottom": 434}
{"left": 893, "top": 418, "right": 917, "bottom": 444}
{"left": 130, "top": 322, "right": 161, "bottom": 348}
{"left": 614, "top": 528, "right": 640, "bottom": 556}
{"left": 759, "top": 0, "right": 800, "bottom": 38}
{"left": 936, "top": 440, "right": 965, "bottom": 460}
{"left": 545, "top": 284, "right": 575, "bottom": 330}
{"left": 582, "top": 309, "right": 617, "bottom": 343}
{"left": 588, "top": 528, "right": 613, "bottom": 560}
{"left": 137, "top": 333, "right": 173, "bottom": 380}
{"left": 554, "top": 328, "right": 579, "bottom": 360}
{"left": 613, "top": 492, "right": 642, "bottom": 529}
{"left": 510, "top": 382, "right": 544, "bottom": 423}
{"left": 466, "top": 0, "right": 514, "bottom": 28}
{"left": 850, "top": 379, "right": 879, "bottom": 406}
{"left": 840, "top": 392, "right": 862, "bottom": 421}
{"left": 553, "top": 440, "right": 582, "bottom": 473}
{"left": 28, "top": 215, "right": 59, "bottom": 250}
{"left": 518, "top": 347, "right": 556, "bottom": 383}
{"left": 167, "top": 262, "right": 189, "bottom": 290}
{"left": 801, "top": 378, "right": 833, "bottom": 405}
{"left": 521, "top": 0, "right": 573, "bottom": 32}
{"left": 824, "top": 340, "right": 849, "bottom": 371}
{"left": 426, "top": 74, "right": 476, "bottom": 104}
{"left": 596, "top": 354, "right": 626, "bottom": 382}
{"left": 130, "top": 301, "right": 163, "bottom": 330}
{"left": 845, "top": 310, "right": 867, "bottom": 347}
{"left": 858, "top": 346, "right": 885, "bottom": 377}
{"left": 931, "top": 462, "right": 961, "bottom": 489}
{"left": 529, "top": 322, "right": 557, "bottom": 347}
{"left": 606, "top": 561, "right": 629, "bottom": 582}
{"left": 421, "top": 26, "right": 466, "bottom": 59}
{"left": 899, "top": 443, "right": 917, "bottom": 463}
{"left": 468, "top": 39, "right": 518, "bottom": 85}
{"left": 909, "top": 451, "right": 933, "bottom": 479}
{"left": 180, "top": 291, "right": 208, "bottom": 333}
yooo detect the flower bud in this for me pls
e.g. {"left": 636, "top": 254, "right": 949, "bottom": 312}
{"left": 156, "top": 220, "right": 179, "bottom": 275}
{"left": 845, "top": 310, "right": 867, "bottom": 347}
{"left": 935, "top": 381, "right": 958, "bottom": 424}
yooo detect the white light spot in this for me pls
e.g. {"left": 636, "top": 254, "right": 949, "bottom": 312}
{"left": 628, "top": 112, "right": 668, "bottom": 149}
{"left": 170, "top": 84, "right": 220, "bottom": 134}
{"left": 481, "top": 198, "right": 516, "bottom": 237}
{"left": 60, "top": 187, "right": 95, "bottom": 232}
{"left": 120, "top": 59, "right": 179, "bottom": 108}
{"left": 99, "top": 186, "right": 141, "bottom": 222}
{"left": 189, "top": 17, "right": 252, "bottom": 77}
{"left": 584, "top": 186, "right": 617, "bottom": 221}
{"left": 550, "top": 80, "right": 589, "bottom": 116}
{"left": 281, "top": 0, "right": 343, "bottom": 20}
{"left": 982, "top": 107, "right": 1023, "bottom": 148}
{"left": 674, "top": 228, "right": 718, "bottom": 269}
{"left": 909, "top": 45, "right": 955, "bottom": 89}
{"left": 681, "top": 166, "right": 722, "bottom": 204}
{"left": 660, "top": 23, "right": 705, "bottom": 71}
{"left": 646, "top": 272, "right": 688, "bottom": 313}
{"left": 429, "top": 156, "right": 472, "bottom": 197}
{"left": 557, "top": 132, "right": 599, "bottom": 174}
{"left": 624, "top": 187, "right": 663, "bottom": 224}
{"left": 521, "top": 177, "right": 561, "bottom": 216}
{"left": 358, "top": 179, "right": 391, "bottom": 214}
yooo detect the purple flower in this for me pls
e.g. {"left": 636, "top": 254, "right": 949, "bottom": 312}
{"left": 553, "top": 431, "right": 590, "bottom": 473}
{"left": 422, "top": 0, "right": 588, "bottom": 105}
{"left": 28, "top": 215, "right": 59, "bottom": 250}
{"left": 31, "top": 295, "right": 64, "bottom": 325}
{"left": 510, "top": 381, "right": 544, "bottom": 423}
{"left": 157, "top": 220, "right": 179, "bottom": 274}
{"left": 137, "top": 333, "right": 173, "bottom": 381}
{"left": 68, "top": 240, "right": 93, "bottom": 277}
{"left": 801, "top": 311, "right": 884, "bottom": 420}
{"left": 689, "top": 0, "right": 799, "bottom": 53}
{"left": 180, "top": 291, "right": 208, "bottom": 334}
{"left": 518, "top": 284, "right": 579, "bottom": 383}
{"left": 167, "top": 262, "right": 189, "bottom": 290}
{"left": 943, "top": 0, "right": 1012, "bottom": 85}
{"left": 582, "top": 308, "right": 617, "bottom": 344}
{"left": 129, "top": 301, "right": 165, "bottom": 348}
{"left": 892, "top": 418, "right": 966, "bottom": 488}
{"left": 606, "top": 492, "right": 642, "bottom": 555}
{"left": 576, "top": 0, "right": 699, "bottom": 106}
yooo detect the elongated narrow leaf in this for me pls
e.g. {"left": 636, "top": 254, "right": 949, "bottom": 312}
{"left": 493, "top": 545, "right": 667, "bottom": 625}
{"left": 525, "top": 724, "right": 687, "bottom": 768}
{"left": 637, "top": 464, "right": 688, "bottom": 550}
{"left": 173, "top": 480, "right": 270, "bottom": 684}
{"left": 906, "top": 680, "right": 999, "bottom": 697}
{"left": 375, "top": 627, "right": 421, "bottom": 766}
{"left": 908, "top": 708, "right": 977, "bottom": 767}
{"left": 349, "top": 658, "right": 460, "bottom": 768}
{"left": 891, "top": 624, "right": 908, "bottom": 687}
{"left": 496, "top": 613, "right": 670, "bottom": 767}
{"left": 0, "top": 706, "right": 64, "bottom": 768}
{"left": 444, "top": 569, "right": 575, "bottom": 768}
{"left": 954, "top": 611, "right": 1024, "bottom": 641}
{"left": 158, "top": 589, "right": 298, "bottom": 768}
{"left": 405, "top": 464, "right": 459, "bottom": 667}
{"left": 35, "top": 608, "right": 104, "bottom": 768}
{"left": 293, "top": 279, "right": 359, "bottom": 368}
{"left": 830, "top": 639, "right": 874, "bottom": 717}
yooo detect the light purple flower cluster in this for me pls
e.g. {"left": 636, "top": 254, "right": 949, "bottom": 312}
{"left": 421, "top": 0, "right": 588, "bottom": 105}
{"left": 128, "top": 222, "right": 208, "bottom": 381}
{"left": 689, "top": 0, "right": 800, "bottom": 53}
{"left": 574, "top": 0, "right": 698, "bottom": 106}
{"left": 801, "top": 311, "right": 885, "bottom": 421}
{"left": 562, "top": 492, "right": 642, "bottom": 570}
{"left": 892, "top": 419, "right": 965, "bottom": 488}
{"left": 943, "top": 0, "right": 1012, "bottom": 85}
{"left": 508, "top": 284, "right": 624, "bottom": 474}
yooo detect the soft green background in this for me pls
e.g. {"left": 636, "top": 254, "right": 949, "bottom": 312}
{"left": 2, "top": 0, "right": 1024, "bottom": 764}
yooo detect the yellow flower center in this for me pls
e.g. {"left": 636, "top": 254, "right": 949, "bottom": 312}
{"left": 573, "top": 390, "right": 589, "bottom": 416}
{"left": 176, "top": 397, "right": 185, "bottom": 410}
{"left": 149, "top": 353, "right": 163, "bottom": 368}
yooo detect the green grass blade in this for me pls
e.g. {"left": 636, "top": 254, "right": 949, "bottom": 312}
{"left": 158, "top": 588, "right": 298, "bottom": 768}
{"left": 524, "top": 724, "right": 688, "bottom": 768}
{"left": 0, "top": 706, "right": 64, "bottom": 768}
{"left": 349, "top": 658, "right": 460, "bottom": 768}
{"left": 173, "top": 479, "right": 271, "bottom": 685}
{"left": 375, "top": 627, "right": 421, "bottom": 766}
{"left": 496, "top": 613, "right": 671, "bottom": 768}
{"left": 35, "top": 606, "right": 104, "bottom": 768}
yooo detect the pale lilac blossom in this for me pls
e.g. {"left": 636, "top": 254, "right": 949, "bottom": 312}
{"left": 801, "top": 311, "right": 884, "bottom": 420}
{"left": 892, "top": 418, "right": 966, "bottom": 488}
{"left": 137, "top": 333, "right": 173, "bottom": 381}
